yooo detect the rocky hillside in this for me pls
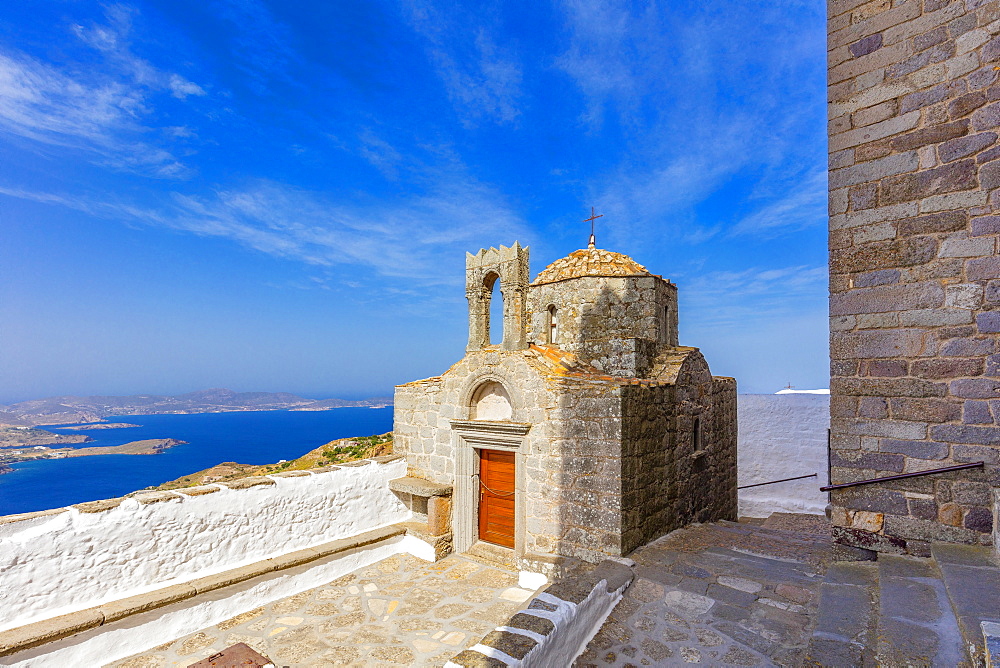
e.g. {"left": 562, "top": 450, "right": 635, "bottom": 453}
{"left": 154, "top": 432, "right": 393, "bottom": 490}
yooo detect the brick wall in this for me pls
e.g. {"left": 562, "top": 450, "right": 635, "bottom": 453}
{"left": 829, "top": 0, "right": 1000, "bottom": 554}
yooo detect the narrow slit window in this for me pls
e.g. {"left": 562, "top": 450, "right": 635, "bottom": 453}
{"left": 693, "top": 416, "right": 703, "bottom": 452}
{"left": 547, "top": 305, "right": 558, "bottom": 344}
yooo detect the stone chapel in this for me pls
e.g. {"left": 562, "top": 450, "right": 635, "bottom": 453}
{"left": 393, "top": 239, "right": 737, "bottom": 568}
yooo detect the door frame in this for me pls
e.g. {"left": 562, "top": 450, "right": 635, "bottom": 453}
{"left": 450, "top": 419, "right": 530, "bottom": 556}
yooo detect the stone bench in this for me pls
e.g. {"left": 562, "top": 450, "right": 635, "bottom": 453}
{"left": 389, "top": 477, "right": 452, "bottom": 536}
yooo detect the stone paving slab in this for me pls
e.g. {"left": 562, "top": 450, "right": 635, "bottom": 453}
{"left": 803, "top": 563, "right": 876, "bottom": 668}
{"left": 575, "top": 521, "right": 832, "bottom": 667}
{"left": 107, "top": 553, "right": 538, "bottom": 668}
{"left": 932, "top": 543, "right": 1000, "bottom": 665}
{"left": 876, "top": 555, "right": 967, "bottom": 668}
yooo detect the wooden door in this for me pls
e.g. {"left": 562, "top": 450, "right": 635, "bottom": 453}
{"left": 478, "top": 449, "right": 515, "bottom": 548}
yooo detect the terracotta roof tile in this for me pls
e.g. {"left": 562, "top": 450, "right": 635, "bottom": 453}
{"left": 532, "top": 247, "right": 651, "bottom": 285}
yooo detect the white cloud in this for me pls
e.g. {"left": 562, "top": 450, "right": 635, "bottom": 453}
{"left": 401, "top": 1, "right": 522, "bottom": 125}
{"left": 730, "top": 168, "right": 828, "bottom": 238}
{"left": 554, "top": 0, "right": 827, "bottom": 244}
{"left": 160, "top": 178, "right": 531, "bottom": 282}
{"left": 0, "top": 5, "right": 206, "bottom": 178}
{"left": 0, "top": 176, "right": 532, "bottom": 286}
{"left": 555, "top": 0, "right": 657, "bottom": 127}
{"left": 169, "top": 75, "right": 207, "bottom": 99}
{"left": 681, "top": 263, "right": 828, "bottom": 330}
{"left": 358, "top": 129, "right": 403, "bottom": 179}
{"left": 0, "top": 51, "right": 139, "bottom": 147}
{"left": 590, "top": 119, "right": 754, "bottom": 245}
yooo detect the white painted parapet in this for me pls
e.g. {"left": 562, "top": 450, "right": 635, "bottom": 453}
{"left": 0, "top": 457, "right": 410, "bottom": 633}
{"left": 446, "top": 559, "right": 634, "bottom": 667}
{"left": 738, "top": 394, "right": 830, "bottom": 518}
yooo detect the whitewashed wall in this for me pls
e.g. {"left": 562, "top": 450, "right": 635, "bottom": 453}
{"left": 0, "top": 458, "right": 409, "bottom": 633}
{"left": 737, "top": 394, "right": 829, "bottom": 518}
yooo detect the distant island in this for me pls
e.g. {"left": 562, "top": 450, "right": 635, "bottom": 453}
{"left": 0, "top": 438, "right": 185, "bottom": 471}
{"left": 0, "top": 388, "right": 394, "bottom": 427}
{"left": 0, "top": 427, "right": 92, "bottom": 448}
{"left": 61, "top": 423, "right": 140, "bottom": 430}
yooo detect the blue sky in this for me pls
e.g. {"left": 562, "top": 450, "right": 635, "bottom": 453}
{"left": 0, "top": 0, "right": 828, "bottom": 403}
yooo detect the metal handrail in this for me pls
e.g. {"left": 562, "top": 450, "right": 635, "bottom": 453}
{"left": 738, "top": 473, "right": 817, "bottom": 490}
{"left": 820, "top": 461, "right": 985, "bottom": 492}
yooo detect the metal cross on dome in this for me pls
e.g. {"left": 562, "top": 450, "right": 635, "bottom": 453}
{"left": 584, "top": 207, "right": 604, "bottom": 249}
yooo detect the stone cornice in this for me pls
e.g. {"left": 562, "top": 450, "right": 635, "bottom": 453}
{"left": 449, "top": 420, "right": 531, "bottom": 437}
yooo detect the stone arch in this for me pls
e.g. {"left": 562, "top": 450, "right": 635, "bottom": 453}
{"left": 485, "top": 271, "right": 503, "bottom": 346}
{"left": 465, "top": 243, "right": 529, "bottom": 352}
{"left": 459, "top": 371, "right": 524, "bottom": 422}
{"left": 471, "top": 381, "right": 512, "bottom": 420}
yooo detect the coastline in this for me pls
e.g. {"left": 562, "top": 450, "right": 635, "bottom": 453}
{"left": 0, "top": 407, "right": 395, "bottom": 516}
{"left": 0, "top": 439, "right": 186, "bottom": 473}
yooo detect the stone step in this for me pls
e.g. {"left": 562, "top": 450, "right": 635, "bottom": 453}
{"left": 876, "top": 554, "right": 969, "bottom": 667}
{"left": 709, "top": 524, "right": 833, "bottom": 550}
{"left": 463, "top": 541, "right": 518, "bottom": 571}
{"left": 703, "top": 522, "right": 832, "bottom": 549}
{"left": 694, "top": 524, "right": 833, "bottom": 568}
{"left": 803, "top": 561, "right": 878, "bottom": 667}
{"left": 712, "top": 520, "right": 833, "bottom": 547}
{"left": 933, "top": 543, "right": 1000, "bottom": 666}
{"left": 731, "top": 513, "right": 832, "bottom": 539}
{"left": 759, "top": 512, "right": 832, "bottom": 536}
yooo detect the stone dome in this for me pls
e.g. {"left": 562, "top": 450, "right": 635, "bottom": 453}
{"left": 532, "top": 247, "right": 651, "bottom": 285}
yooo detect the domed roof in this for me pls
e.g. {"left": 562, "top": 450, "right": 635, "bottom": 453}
{"left": 532, "top": 247, "right": 651, "bottom": 285}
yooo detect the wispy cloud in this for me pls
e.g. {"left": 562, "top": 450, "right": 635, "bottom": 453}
{"left": 593, "top": 121, "right": 754, "bottom": 244}
{"left": 0, "top": 175, "right": 531, "bottom": 286}
{"left": 169, "top": 74, "right": 207, "bottom": 99}
{"left": 555, "top": 0, "right": 663, "bottom": 128}
{"left": 401, "top": 0, "right": 522, "bottom": 126}
{"left": 72, "top": 6, "right": 207, "bottom": 100}
{"left": 213, "top": 0, "right": 303, "bottom": 95}
{"left": 555, "top": 0, "right": 826, "bottom": 243}
{"left": 358, "top": 129, "right": 403, "bottom": 179}
{"left": 730, "top": 168, "right": 828, "bottom": 238}
{"left": 682, "top": 263, "right": 828, "bottom": 329}
{"left": 0, "top": 5, "right": 206, "bottom": 178}
{"left": 159, "top": 177, "right": 530, "bottom": 282}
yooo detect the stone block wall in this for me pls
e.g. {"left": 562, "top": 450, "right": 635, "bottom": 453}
{"left": 710, "top": 377, "right": 740, "bottom": 521}
{"left": 829, "top": 0, "right": 1000, "bottom": 553}
{"left": 394, "top": 377, "right": 451, "bottom": 485}
{"left": 544, "top": 378, "right": 626, "bottom": 562}
{"left": 527, "top": 276, "right": 677, "bottom": 376}
{"left": 394, "top": 351, "right": 627, "bottom": 564}
{"left": 619, "top": 361, "right": 737, "bottom": 554}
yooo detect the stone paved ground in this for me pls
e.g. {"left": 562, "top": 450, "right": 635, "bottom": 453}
{"left": 108, "top": 553, "right": 537, "bottom": 668}
{"left": 576, "top": 516, "right": 834, "bottom": 667}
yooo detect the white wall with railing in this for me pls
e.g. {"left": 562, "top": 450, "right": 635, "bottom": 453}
{"left": 738, "top": 393, "right": 829, "bottom": 518}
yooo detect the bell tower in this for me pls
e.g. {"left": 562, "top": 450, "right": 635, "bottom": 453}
{"left": 465, "top": 242, "right": 530, "bottom": 352}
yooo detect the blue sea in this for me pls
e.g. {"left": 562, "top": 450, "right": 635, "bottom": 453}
{"left": 0, "top": 408, "right": 393, "bottom": 516}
